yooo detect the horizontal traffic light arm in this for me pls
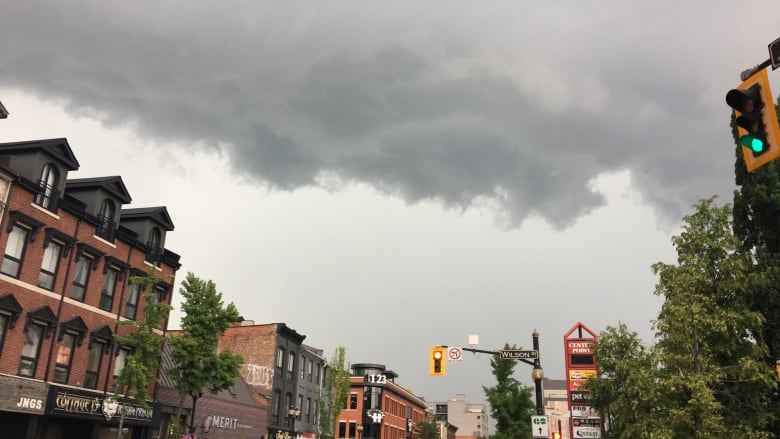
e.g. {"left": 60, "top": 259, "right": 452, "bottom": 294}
{"left": 435, "top": 345, "right": 535, "bottom": 367}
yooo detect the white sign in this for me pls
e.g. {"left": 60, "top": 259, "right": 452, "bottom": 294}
{"left": 447, "top": 347, "right": 462, "bottom": 361}
{"left": 571, "top": 405, "right": 598, "bottom": 418}
{"left": 573, "top": 426, "right": 601, "bottom": 438}
{"left": 531, "top": 415, "right": 548, "bottom": 438}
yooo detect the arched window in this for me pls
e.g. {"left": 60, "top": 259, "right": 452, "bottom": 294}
{"left": 35, "top": 164, "right": 58, "bottom": 209}
{"left": 96, "top": 199, "right": 116, "bottom": 240}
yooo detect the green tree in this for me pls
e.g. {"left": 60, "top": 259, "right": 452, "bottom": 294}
{"left": 320, "top": 346, "right": 351, "bottom": 439}
{"left": 167, "top": 273, "right": 243, "bottom": 435}
{"left": 113, "top": 268, "right": 173, "bottom": 438}
{"left": 732, "top": 95, "right": 780, "bottom": 431}
{"left": 653, "top": 196, "right": 775, "bottom": 437}
{"left": 587, "top": 323, "right": 668, "bottom": 438}
{"left": 414, "top": 420, "right": 440, "bottom": 439}
{"left": 483, "top": 343, "right": 535, "bottom": 439}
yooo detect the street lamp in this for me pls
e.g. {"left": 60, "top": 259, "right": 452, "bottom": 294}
{"left": 357, "top": 424, "right": 363, "bottom": 439}
{"left": 531, "top": 330, "right": 544, "bottom": 416}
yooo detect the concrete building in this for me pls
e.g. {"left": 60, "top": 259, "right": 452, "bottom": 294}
{"left": 335, "top": 363, "right": 427, "bottom": 439}
{"left": 217, "top": 320, "right": 326, "bottom": 439}
{"left": 427, "top": 394, "right": 488, "bottom": 439}
{"left": 0, "top": 138, "right": 180, "bottom": 439}
{"left": 543, "top": 378, "right": 570, "bottom": 439}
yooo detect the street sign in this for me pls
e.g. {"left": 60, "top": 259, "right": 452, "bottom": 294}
{"left": 447, "top": 346, "right": 462, "bottom": 361}
{"left": 498, "top": 349, "right": 539, "bottom": 360}
{"left": 770, "top": 36, "right": 780, "bottom": 70}
{"left": 531, "top": 415, "right": 548, "bottom": 438}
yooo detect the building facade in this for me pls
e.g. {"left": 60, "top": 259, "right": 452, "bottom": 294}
{"left": 156, "top": 340, "right": 265, "bottom": 439}
{"left": 426, "top": 394, "right": 487, "bottom": 439}
{"left": 218, "top": 320, "right": 325, "bottom": 439}
{"left": 0, "top": 138, "right": 180, "bottom": 439}
{"left": 335, "top": 363, "right": 427, "bottom": 439}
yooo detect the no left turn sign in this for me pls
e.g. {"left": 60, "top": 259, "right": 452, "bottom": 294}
{"left": 448, "top": 347, "right": 462, "bottom": 361}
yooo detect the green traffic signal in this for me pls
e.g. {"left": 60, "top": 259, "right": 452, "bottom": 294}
{"left": 740, "top": 134, "right": 766, "bottom": 153}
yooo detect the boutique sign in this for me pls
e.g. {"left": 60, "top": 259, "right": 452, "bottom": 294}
{"left": 46, "top": 386, "right": 158, "bottom": 426}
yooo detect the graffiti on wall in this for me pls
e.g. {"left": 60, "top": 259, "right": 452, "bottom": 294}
{"left": 241, "top": 364, "right": 274, "bottom": 388}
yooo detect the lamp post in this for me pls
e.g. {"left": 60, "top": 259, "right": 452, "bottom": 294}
{"left": 189, "top": 391, "right": 203, "bottom": 434}
{"left": 357, "top": 424, "right": 363, "bottom": 439}
{"left": 531, "top": 330, "right": 544, "bottom": 416}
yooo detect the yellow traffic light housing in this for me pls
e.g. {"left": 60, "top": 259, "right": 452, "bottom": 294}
{"left": 430, "top": 347, "right": 446, "bottom": 376}
{"left": 726, "top": 68, "right": 780, "bottom": 172}
{"left": 552, "top": 432, "right": 561, "bottom": 439}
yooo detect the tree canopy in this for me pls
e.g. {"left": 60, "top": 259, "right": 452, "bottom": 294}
{"left": 483, "top": 343, "right": 535, "bottom": 439}
{"left": 588, "top": 197, "right": 776, "bottom": 438}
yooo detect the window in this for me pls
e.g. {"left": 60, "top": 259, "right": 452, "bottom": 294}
{"left": 70, "top": 254, "right": 92, "bottom": 301}
{"left": 316, "top": 364, "right": 322, "bottom": 385}
{"left": 300, "top": 355, "right": 306, "bottom": 379}
{"left": 348, "top": 422, "right": 356, "bottom": 439}
{"left": 96, "top": 199, "right": 116, "bottom": 241}
{"left": 308, "top": 359, "right": 313, "bottom": 382}
{"left": 349, "top": 393, "right": 358, "bottom": 410}
{"left": 53, "top": 332, "right": 75, "bottom": 383}
{"left": 276, "top": 347, "right": 285, "bottom": 370}
{"left": 152, "top": 284, "right": 167, "bottom": 304}
{"left": 38, "top": 240, "right": 62, "bottom": 290}
{"left": 124, "top": 280, "right": 141, "bottom": 319}
{"left": 285, "top": 393, "right": 293, "bottom": 426}
{"left": 338, "top": 422, "right": 346, "bottom": 439}
{"left": 272, "top": 390, "right": 281, "bottom": 425}
{"left": 0, "top": 314, "right": 8, "bottom": 357}
{"left": 114, "top": 347, "right": 130, "bottom": 378}
{"left": 99, "top": 266, "right": 119, "bottom": 311}
{"left": 18, "top": 324, "right": 44, "bottom": 377}
{"left": 84, "top": 340, "right": 104, "bottom": 389}
{"left": 1, "top": 225, "right": 28, "bottom": 277}
{"left": 287, "top": 351, "right": 295, "bottom": 379}
{"left": 146, "top": 227, "right": 162, "bottom": 263}
{"left": 35, "top": 163, "right": 58, "bottom": 210}
{"left": 306, "top": 397, "right": 312, "bottom": 422}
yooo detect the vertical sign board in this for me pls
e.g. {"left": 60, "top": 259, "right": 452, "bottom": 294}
{"left": 564, "top": 322, "right": 601, "bottom": 438}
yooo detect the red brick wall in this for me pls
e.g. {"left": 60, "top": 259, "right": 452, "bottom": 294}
{"left": 0, "top": 180, "right": 177, "bottom": 398}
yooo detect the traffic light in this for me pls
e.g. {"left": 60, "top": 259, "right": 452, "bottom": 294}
{"left": 726, "top": 68, "right": 780, "bottom": 172}
{"left": 552, "top": 432, "right": 561, "bottom": 439}
{"left": 429, "top": 346, "right": 446, "bottom": 376}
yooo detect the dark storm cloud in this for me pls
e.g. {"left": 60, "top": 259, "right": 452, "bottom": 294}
{"left": 0, "top": 1, "right": 771, "bottom": 226}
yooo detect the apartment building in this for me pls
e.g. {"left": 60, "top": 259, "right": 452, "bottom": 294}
{"left": 0, "top": 138, "right": 180, "bottom": 439}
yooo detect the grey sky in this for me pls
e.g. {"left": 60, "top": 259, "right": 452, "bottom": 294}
{"left": 1, "top": 0, "right": 776, "bottom": 416}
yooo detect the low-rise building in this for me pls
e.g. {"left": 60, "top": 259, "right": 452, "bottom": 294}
{"left": 335, "top": 363, "right": 427, "bottom": 439}
{"left": 427, "top": 394, "right": 488, "bottom": 439}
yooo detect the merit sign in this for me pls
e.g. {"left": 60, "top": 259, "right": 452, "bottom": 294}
{"left": 498, "top": 350, "right": 539, "bottom": 360}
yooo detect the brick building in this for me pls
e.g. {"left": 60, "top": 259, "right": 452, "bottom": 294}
{"left": 0, "top": 138, "right": 180, "bottom": 439}
{"left": 335, "top": 363, "right": 427, "bottom": 439}
{"left": 217, "top": 320, "right": 326, "bottom": 439}
{"left": 156, "top": 340, "right": 264, "bottom": 439}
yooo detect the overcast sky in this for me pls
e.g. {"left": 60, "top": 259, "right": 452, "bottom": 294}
{"left": 1, "top": 0, "right": 777, "bottom": 414}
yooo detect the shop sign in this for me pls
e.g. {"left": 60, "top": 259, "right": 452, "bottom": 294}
{"left": 203, "top": 415, "right": 253, "bottom": 431}
{"left": 46, "top": 386, "right": 158, "bottom": 426}
{"left": 569, "top": 391, "right": 591, "bottom": 403}
{"left": 572, "top": 426, "right": 601, "bottom": 438}
{"left": 570, "top": 405, "right": 598, "bottom": 418}
{"left": 0, "top": 375, "right": 47, "bottom": 415}
{"left": 270, "top": 428, "right": 295, "bottom": 439}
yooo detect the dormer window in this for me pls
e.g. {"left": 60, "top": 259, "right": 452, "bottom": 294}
{"left": 35, "top": 163, "right": 58, "bottom": 210}
{"left": 146, "top": 227, "right": 162, "bottom": 263}
{"left": 96, "top": 199, "right": 116, "bottom": 241}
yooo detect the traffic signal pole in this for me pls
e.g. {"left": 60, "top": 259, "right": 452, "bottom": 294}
{"left": 434, "top": 330, "right": 545, "bottom": 416}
